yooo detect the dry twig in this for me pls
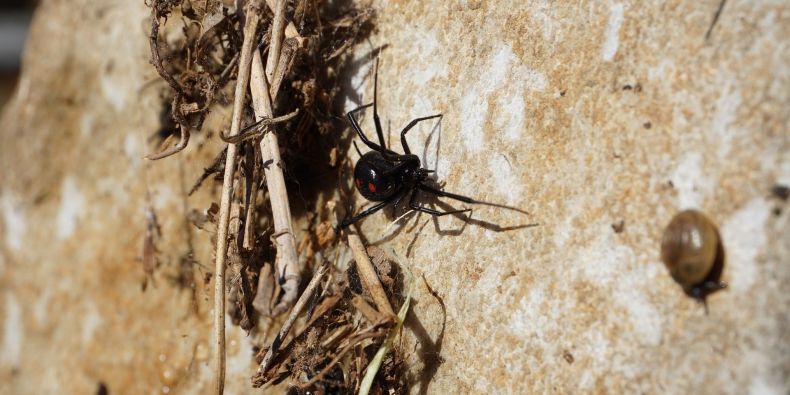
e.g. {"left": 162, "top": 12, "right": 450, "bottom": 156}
{"left": 296, "top": 329, "right": 389, "bottom": 390}
{"left": 264, "top": 0, "right": 304, "bottom": 44}
{"left": 247, "top": 0, "right": 302, "bottom": 315}
{"left": 359, "top": 272, "right": 413, "bottom": 395}
{"left": 211, "top": 3, "right": 262, "bottom": 393}
{"left": 218, "top": 109, "right": 299, "bottom": 143}
{"left": 348, "top": 233, "right": 395, "bottom": 317}
{"left": 265, "top": 0, "right": 288, "bottom": 82}
{"left": 255, "top": 260, "right": 331, "bottom": 378}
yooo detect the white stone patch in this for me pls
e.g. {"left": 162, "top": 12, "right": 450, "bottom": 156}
{"left": 507, "top": 286, "right": 545, "bottom": 335}
{"left": 648, "top": 59, "right": 675, "bottom": 81}
{"left": 578, "top": 329, "right": 610, "bottom": 390}
{"left": 749, "top": 376, "right": 781, "bottom": 395}
{"left": 720, "top": 198, "right": 770, "bottom": 292}
{"left": 408, "top": 95, "right": 436, "bottom": 124}
{"left": 497, "top": 85, "right": 526, "bottom": 141}
{"left": 434, "top": 155, "right": 451, "bottom": 189}
{"left": 473, "top": 377, "right": 492, "bottom": 393}
{"left": 711, "top": 83, "right": 741, "bottom": 159}
{"left": 531, "top": 2, "right": 560, "bottom": 42}
{"left": 1, "top": 292, "right": 22, "bottom": 366}
{"left": 459, "top": 45, "right": 512, "bottom": 153}
{"left": 615, "top": 275, "right": 663, "bottom": 346}
{"left": 459, "top": 91, "right": 487, "bottom": 153}
{"left": 123, "top": 133, "right": 141, "bottom": 162}
{"left": 578, "top": 233, "right": 634, "bottom": 286}
{"left": 152, "top": 185, "right": 177, "bottom": 208}
{"left": 553, "top": 217, "right": 573, "bottom": 249}
{"left": 226, "top": 318, "right": 255, "bottom": 377}
{"left": 737, "top": 348, "right": 782, "bottom": 395}
{"left": 57, "top": 177, "right": 86, "bottom": 239}
{"left": 39, "top": 362, "right": 62, "bottom": 393}
{"left": 552, "top": 194, "right": 586, "bottom": 248}
{"left": 779, "top": 158, "right": 790, "bottom": 186}
{"left": 404, "top": 29, "right": 447, "bottom": 85}
{"left": 601, "top": 3, "right": 625, "bottom": 61}
{"left": 100, "top": 72, "right": 127, "bottom": 112}
{"left": 1, "top": 193, "right": 26, "bottom": 250}
{"left": 487, "top": 45, "right": 516, "bottom": 89}
{"left": 405, "top": 95, "right": 443, "bottom": 173}
{"left": 488, "top": 154, "right": 522, "bottom": 204}
{"left": 80, "top": 113, "right": 94, "bottom": 138}
{"left": 671, "top": 151, "right": 710, "bottom": 209}
{"left": 523, "top": 68, "right": 548, "bottom": 92}
{"left": 459, "top": 44, "right": 546, "bottom": 153}
{"left": 33, "top": 288, "right": 51, "bottom": 325}
{"left": 96, "top": 177, "right": 130, "bottom": 208}
{"left": 81, "top": 302, "right": 103, "bottom": 344}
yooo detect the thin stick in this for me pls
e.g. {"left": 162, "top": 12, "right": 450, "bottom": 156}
{"left": 148, "top": 4, "right": 184, "bottom": 97}
{"left": 265, "top": 0, "right": 287, "bottom": 83}
{"left": 212, "top": 4, "right": 261, "bottom": 394}
{"left": 218, "top": 109, "right": 299, "bottom": 144}
{"left": 264, "top": 0, "right": 304, "bottom": 44}
{"left": 269, "top": 38, "right": 298, "bottom": 99}
{"left": 359, "top": 272, "right": 414, "bottom": 395}
{"left": 255, "top": 260, "right": 331, "bottom": 376}
{"left": 242, "top": 147, "right": 260, "bottom": 250}
{"left": 348, "top": 234, "right": 396, "bottom": 317}
{"left": 296, "top": 330, "right": 389, "bottom": 390}
{"left": 249, "top": 17, "right": 300, "bottom": 315}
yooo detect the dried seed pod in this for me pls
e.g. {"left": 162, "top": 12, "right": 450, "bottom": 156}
{"left": 661, "top": 210, "right": 726, "bottom": 303}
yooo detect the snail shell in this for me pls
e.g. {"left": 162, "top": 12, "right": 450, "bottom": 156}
{"left": 660, "top": 210, "right": 719, "bottom": 288}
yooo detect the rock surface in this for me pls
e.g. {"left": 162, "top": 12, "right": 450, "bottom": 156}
{"left": 0, "top": 0, "right": 788, "bottom": 393}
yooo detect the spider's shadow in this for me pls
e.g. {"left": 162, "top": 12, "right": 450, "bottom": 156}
{"left": 404, "top": 275, "right": 447, "bottom": 395}
{"left": 368, "top": 118, "right": 536, "bottom": 246}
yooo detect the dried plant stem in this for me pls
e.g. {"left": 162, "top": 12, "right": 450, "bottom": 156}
{"left": 248, "top": 11, "right": 300, "bottom": 315}
{"left": 265, "top": 0, "right": 287, "bottom": 82}
{"left": 240, "top": 0, "right": 302, "bottom": 253}
{"left": 212, "top": 5, "right": 261, "bottom": 394}
{"left": 348, "top": 234, "right": 396, "bottom": 317}
{"left": 297, "top": 329, "right": 389, "bottom": 390}
{"left": 264, "top": 0, "right": 304, "bottom": 44}
{"left": 148, "top": 5, "right": 184, "bottom": 96}
{"left": 256, "top": 260, "right": 331, "bottom": 376}
{"left": 359, "top": 274, "right": 414, "bottom": 395}
{"left": 241, "top": 151, "right": 260, "bottom": 249}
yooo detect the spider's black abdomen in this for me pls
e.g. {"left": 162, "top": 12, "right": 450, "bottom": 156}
{"left": 353, "top": 151, "right": 401, "bottom": 201}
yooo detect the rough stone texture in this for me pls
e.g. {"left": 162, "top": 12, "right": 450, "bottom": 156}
{"left": 1, "top": 0, "right": 788, "bottom": 394}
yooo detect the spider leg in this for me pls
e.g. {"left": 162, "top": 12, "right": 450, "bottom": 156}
{"left": 399, "top": 114, "right": 442, "bottom": 155}
{"left": 339, "top": 196, "right": 396, "bottom": 229}
{"left": 372, "top": 58, "right": 387, "bottom": 150}
{"left": 392, "top": 191, "right": 408, "bottom": 209}
{"left": 347, "top": 104, "right": 399, "bottom": 157}
{"left": 409, "top": 188, "right": 472, "bottom": 217}
{"left": 347, "top": 103, "right": 385, "bottom": 152}
{"left": 418, "top": 184, "right": 477, "bottom": 204}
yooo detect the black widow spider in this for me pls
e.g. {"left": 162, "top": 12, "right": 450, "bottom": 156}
{"left": 338, "top": 61, "right": 480, "bottom": 229}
